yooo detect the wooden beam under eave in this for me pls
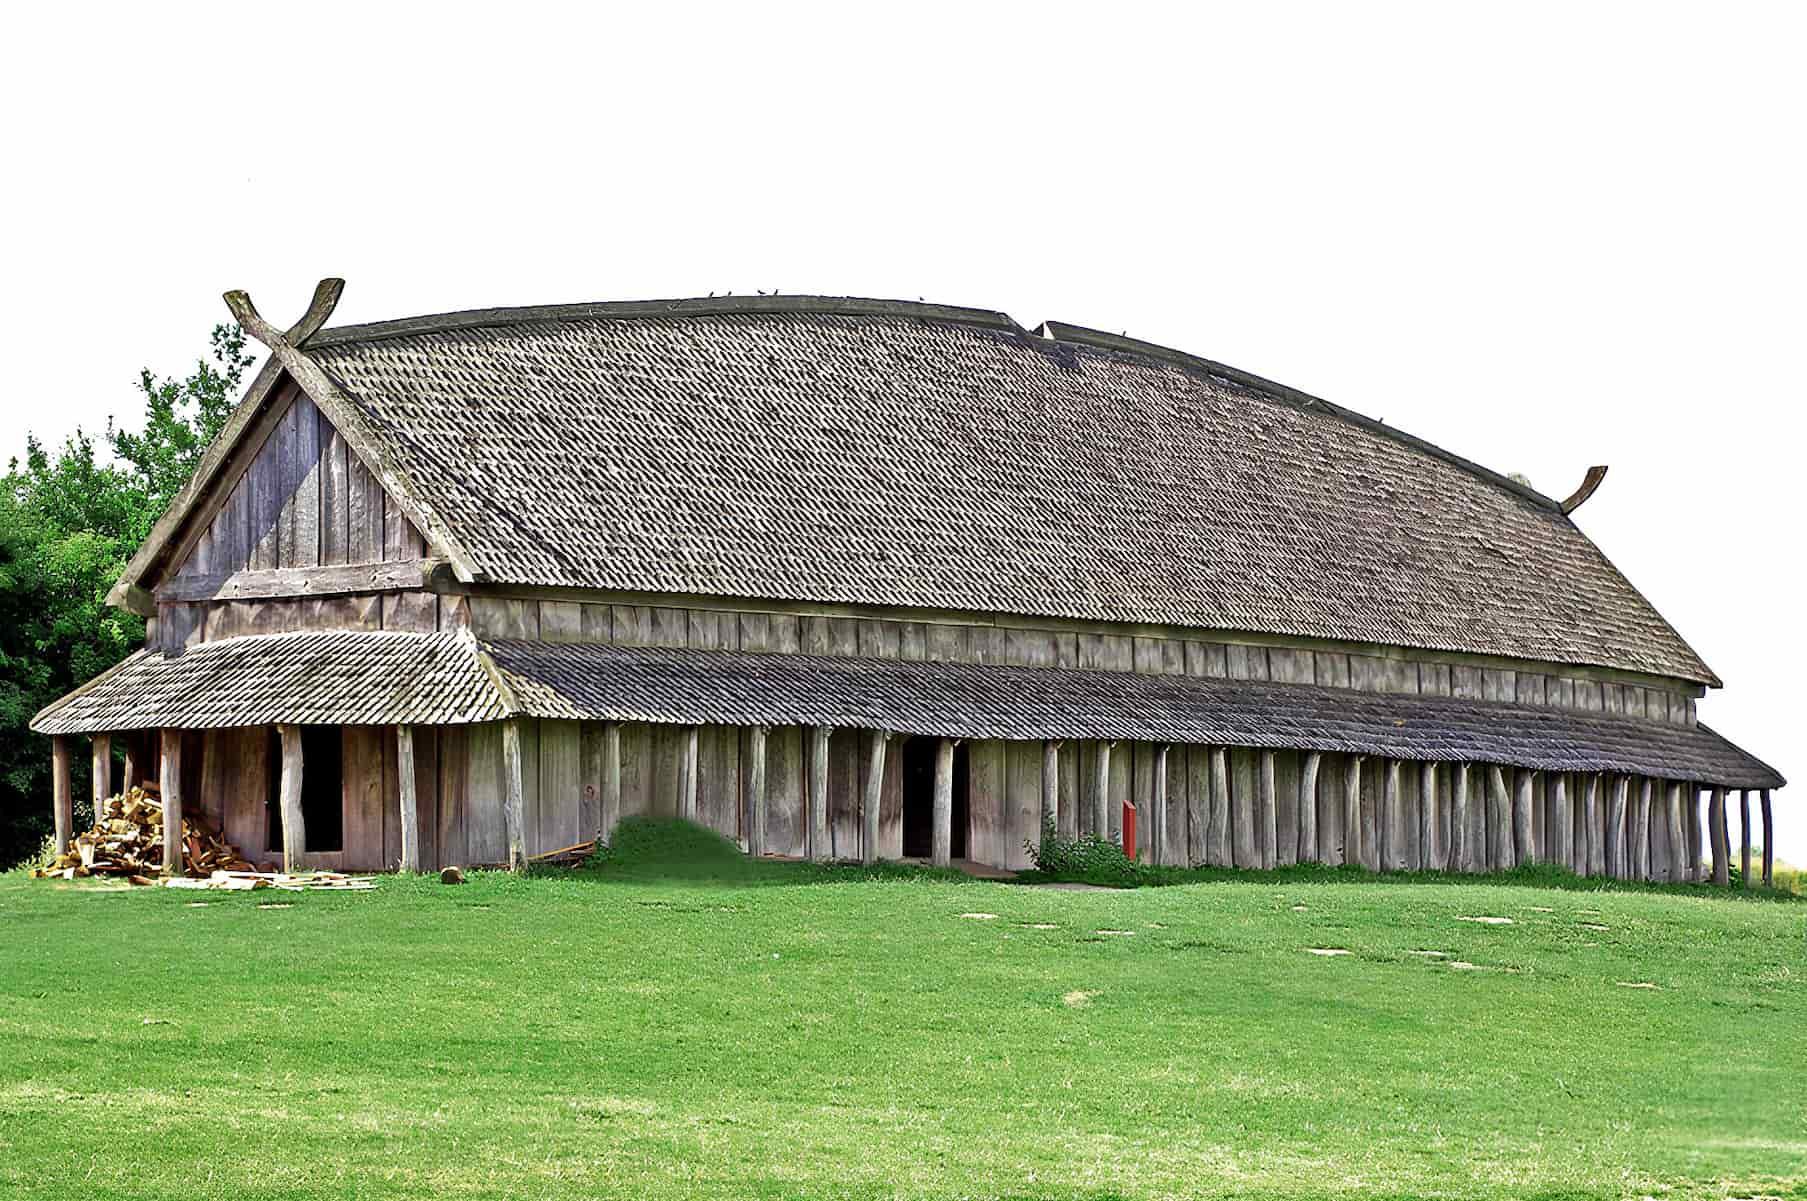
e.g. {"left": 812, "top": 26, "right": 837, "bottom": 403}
{"left": 600, "top": 722, "right": 621, "bottom": 845}
{"left": 862, "top": 731, "right": 889, "bottom": 866}
{"left": 809, "top": 725, "right": 831, "bottom": 861}
{"left": 50, "top": 736, "right": 73, "bottom": 859}
{"left": 1740, "top": 789, "right": 1753, "bottom": 889}
{"left": 162, "top": 729, "right": 187, "bottom": 876}
{"left": 397, "top": 725, "right": 419, "bottom": 873}
{"left": 276, "top": 724, "right": 304, "bottom": 874}
{"left": 1382, "top": 758, "right": 1404, "bottom": 872}
{"left": 1259, "top": 750, "right": 1277, "bottom": 871}
{"left": 1298, "top": 752, "right": 1321, "bottom": 865}
{"left": 1514, "top": 769, "right": 1536, "bottom": 868}
{"left": 1341, "top": 756, "right": 1363, "bottom": 870}
{"left": 1452, "top": 763, "right": 1472, "bottom": 873}
{"left": 747, "top": 725, "right": 769, "bottom": 857}
{"left": 90, "top": 734, "right": 112, "bottom": 818}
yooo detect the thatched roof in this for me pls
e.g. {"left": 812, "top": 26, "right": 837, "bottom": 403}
{"left": 30, "top": 631, "right": 1781, "bottom": 789}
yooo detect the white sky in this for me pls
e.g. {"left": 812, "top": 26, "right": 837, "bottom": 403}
{"left": 6, "top": 3, "right": 1801, "bottom": 858}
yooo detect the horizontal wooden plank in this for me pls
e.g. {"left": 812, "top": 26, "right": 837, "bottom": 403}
{"left": 154, "top": 559, "right": 437, "bottom": 603}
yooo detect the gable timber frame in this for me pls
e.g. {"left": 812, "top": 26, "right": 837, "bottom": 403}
{"left": 108, "top": 280, "right": 487, "bottom": 616}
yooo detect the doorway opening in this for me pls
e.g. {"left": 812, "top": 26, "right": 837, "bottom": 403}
{"left": 265, "top": 726, "right": 344, "bottom": 853}
{"left": 901, "top": 737, "right": 967, "bottom": 859}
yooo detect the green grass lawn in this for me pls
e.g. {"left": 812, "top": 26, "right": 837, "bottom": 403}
{"left": 3, "top": 821, "right": 1803, "bottom": 1200}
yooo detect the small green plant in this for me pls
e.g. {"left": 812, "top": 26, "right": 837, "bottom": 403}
{"left": 1024, "top": 819, "right": 1153, "bottom": 887}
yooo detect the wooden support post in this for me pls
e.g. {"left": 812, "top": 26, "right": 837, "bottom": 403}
{"left": 810, "top": 725, "right": 831, "bottom": 861}
{"left": 1259, "top": 750, "right": 1277, "bottom": 870}
{"left": 1487, "top": 766, "right": 1512, "bottom": 872}
{"left": 863, "top": 730, "right": 889, "bottom": 866}
{"left": 1298, "top": 751, "right": 1321, "bottom": 864}
{"left": 1584, "top": 774, "right": 1603, "bottom": 877}
{"left": 122, "top": 734, "right": 142, "bottom": 793}
{"left": 1419, "top": 761, "right": 1437, "bottom": 871}
{"left": 1760, "top": 789, "right": 1774, "bottom": 888}
{"left": 1382, "top": 758, "right": 1403, "bottom": 871}
{"left": 1551, "top": 773, "right": 1571, "bottom": 874}
{"left": 397, "top": 725, "right": 419, "bottom": 872}
{"left": 50, "top": 735, "right": 73, "bottom": 857}
{"left": 1040, "top": 740, "right": 1060, "bottom": 837}
{"left": 1208, "top": 746, "right": 1232, "bottom": 867}
{"left": 1606, "top": 775, "right": 1629, "bottom": 879}
{"left": 162, "top": 729, "right": 188, "bottom": 876}
{"left": 932, "top": 737, "right": 955, "bottom": 867}
{"left": 1153, "top": 744, "right": 1170, "bottom": 866}
{"left": 1342, "top": 756, "right": 1363, "bottom": 869}
{"left": 1687, "top": 786, "right": 1703, "bottom": 882}
{"left": 1452, "top": 763, "right": 1471, "bottom": 872}
{"left": 680, "top": 725, "right": 700, "bottom": 822}
{"left": 1709, "top": 787, "right": 1729, "bottom": 887}
{"left": 1093, "top": 741, "right": 1113, "bottom": 842}
{"left": 500, "top": 720, "right": 524, "bottom": 872}
{"left": 90, "top": 733, "right": 112, "bottom": 818}
{"left": 1513, "top": 769, "right": 1535, "bottom": 866}
{"left": 1739, "top": 789, "right": 1752, "bottom": 889}
{"left": 600, "top": 721, "right": 621, "bottom": 844}
{"left": 1665, "top": 781, "right": 1685, "bottom": 883}
{"left": 1632, "top": 777, "right": 1653, "bottom": 881}
{"left": 747, "top": 725, "right": 769, "bottom": 856}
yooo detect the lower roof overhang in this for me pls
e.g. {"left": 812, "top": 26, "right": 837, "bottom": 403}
{"left": 31, "top": 632, "right": 1785, "bottom": 791}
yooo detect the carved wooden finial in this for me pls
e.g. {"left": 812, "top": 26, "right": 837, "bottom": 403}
{"left": 1560, "top": 465, "right": 1609, "bottom": 515}
{"left": 222, "top": 278, "right": 346, "bottom": 350}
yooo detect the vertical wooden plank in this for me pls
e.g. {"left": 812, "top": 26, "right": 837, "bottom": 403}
{"left": 1341, "top": 756, "right": 1363, "bottom": 869}
{"left": 1184, "top": 748, "right": 1207, "bottom": 866}
{"left": 1041, "top": 740, "right": 1060, "bottom": 840}
{"left": 539, "top": 719, "right": 581, "bottom": 855}
{"left": 600, "top": 722, "right": 622, "bottom": 842}
{"left": 396, "top": 726, "right": 419, "bottom": 872}
{"left": 1155, "top": 744, "right": 1178, "bottom": 867}
{"left": 339, "top": 726, "right": 384, "bottom": 870}
{"left": 1318, "top": 752, "right": 1344, "bottom": 865}
{"left": 967, "top": 739, "right": 1007, "bottom": 867}
{"left": 1581, "top": 774, "right": 1600, "bottom": 877}
{"left": 678, "top": 725, "right": 700, "bottom": 821}
{"left": 931, "top": 738, "right": 955, "bottom": 866}
{"left": 292, "top": 398, "right": 321, "bottom": 567}
{"left": 195, "top": 730, "right": 227, "bottom": 834}
{"left": 1550, "top": 773, "right": 1571, "bottom": 873}
{"left": 1273, "top": 751, "right": 1300, "bottom": 867}
{"left": 878, "top": 733, "right": 905, "bottom": 858}
{"left": 160, "top": 730, "right": 186, "bottom": 874}
{"left": 578, "top": 722, "right": 604, "bottom": 843}
{"left": 768, "top": 726, "right": 808, "bottom": 858}
{"left": 1298, "top": 752, "right": 1321, "bottom": 863}
{"left": 462, "top": 723, "right": 504, "bottom": 865}
{"left": 1449, "top": 763, "right": 1471, "bottom": 872}
{"left": 1604, "top": 775, "right": 1628, "bottom": 879}
{"left": 1418, "top": 762, "right": 1437, "bottom": 872}
{"left": 809, "top": 725, "right": 831, "bottom": 860}
{"left": 1092, "top": 741, "right": 1113, "bottom": 841}
{"left": 863, "top": 731, "right": 889, "bottom": 865}
{"left": 89, "top": 733, "right": 112, "bottom": 816}
{"left": 320, "top": 416, "right": 349, "bottom": 565}
{"left": 501, "top": 720, "right": 526, "bottom": 871}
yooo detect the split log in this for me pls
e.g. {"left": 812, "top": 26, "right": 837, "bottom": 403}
{"left": 163, "top": 729, "right": 187, "bottom": 876}
{"left": 1632, "top": 778, "right": 1652, "bottom": 881}
{"left": 1153, "top": 745, "right": 1170, "bottom": 866}
{"left": 863, "top": 731, "right": 889, "bottom": 866}
{"left": 500, "top": 720, "right": 524, "bottom": 872}
{"left": 397, "top": 725, "right": 418, "bottom": 872}
{"left": 1606, "top": 775, "right": 1629, "bottom": 879}
{"left": 1092, "top": 741, "right": 1113, "bottom": 843}
{"left": 1419, "top": 761, "right": 1437, "bottom": 871}
{"left": 932, "top": 737, "right": 955, "bottom": 867}
{"left": 91, "top": 734, "right": 112, "bottom": 824}
{"left": 1041, "top": 740, "right": 1060, "bottom": 837}
{"left": 1452, "top": 763, "right": 1471, "bottom": 872}
{"left": 748, "top": 725, "right": 769, "bottom": 856}
{"left": 1551, "top": 773, "right": 1571, "bottom": 872}
{"left": 1298, "top": 752, "right": 1321, "bottom": 864}
{"left": 1383, "top": 759, "right": 1404, "bottom": 871}
{"left": 51, "top": 735, "right": 73, "bottom": 858}
{"left": 1761, "top": 789, "right": 1774, "bottom": 887}
{"left": 1584, "top": 774, "right": 1603, "bottom": 878}
{"left": 1739, "top": 789, "right": 1752, "bottom": 889}
{"left": 1709, "top": 787, "right": 1729, "bottom": 886}
{"left": 1258, "top": 750, "right": 1277, "bottom": 870}
{"left": 1665, "top": 780, "right": 1685, "bottom": 883}
{"left": 1512, "top": 769, "right": 1535, "bottom": 866}
{"left": 680, "top": 725, "right": 700, "bottom": 822}
{"left": 1209, "top": 747, "right": 1232, "bottom": 867}
{"left": 1342, "top": 756, "right": 1363, "bottom": 869}
{"left": 810, "top": 726, "right": 831, "bottom": 861}
{"left": 600, "top": 722, "right": 621, "bottom": 844}
{"left": 1488, "top": 766, "right": 1512, "bottom": 871}
{"left": 1687, "top": 786, "right": 1703, "bottom": 882}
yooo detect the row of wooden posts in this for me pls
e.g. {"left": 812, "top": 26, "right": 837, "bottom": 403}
{"left": 50, "top": 725, "right": 1776, "bottom": 886}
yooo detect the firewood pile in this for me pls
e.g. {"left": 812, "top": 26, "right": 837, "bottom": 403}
{"left": 33, "top": 786, "right": 257, "bottom": 883}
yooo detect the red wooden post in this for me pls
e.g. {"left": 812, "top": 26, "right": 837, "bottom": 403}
{"left": 1122, "top": 800, "right": 1137, "bottom": 861}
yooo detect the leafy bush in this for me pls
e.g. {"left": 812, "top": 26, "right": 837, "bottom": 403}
{"left": 1024, "top": 819, "right": 1154, "bottom": 887}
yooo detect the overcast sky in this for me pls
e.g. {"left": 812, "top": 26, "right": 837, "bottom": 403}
{"left": 7, "top": 3, "right": 1800, "bottom": 857}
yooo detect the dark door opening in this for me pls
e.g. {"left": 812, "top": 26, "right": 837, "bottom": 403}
{"left": 266, "top": 726, "right": 344, "bottom": 853}
{"left": 901, "top": 738, "right": 968, "bottom": 859}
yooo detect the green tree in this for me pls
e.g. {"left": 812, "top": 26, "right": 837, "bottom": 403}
{"left": 0, "top": 325, "right": 251, "bottom": 867}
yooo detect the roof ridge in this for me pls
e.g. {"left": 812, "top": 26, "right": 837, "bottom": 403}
{"left": 305, "top": 294, "right": 1026, "bottom": 348}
